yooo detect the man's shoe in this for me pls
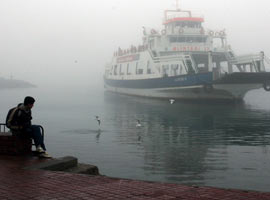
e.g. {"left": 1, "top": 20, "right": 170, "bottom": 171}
{"left": 36, "top": 146, "right": 45, "bottom": 153}
{"left": 39, "top": 152, "right": 52, "bottom": 158}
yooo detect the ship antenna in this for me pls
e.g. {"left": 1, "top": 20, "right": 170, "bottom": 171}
{"left": 176, "top": 0, "right": 180, "bottom": 10}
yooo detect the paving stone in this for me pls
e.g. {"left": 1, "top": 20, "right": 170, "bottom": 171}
{"left": 1, "top": 155, "right": 270, "bottom": 200}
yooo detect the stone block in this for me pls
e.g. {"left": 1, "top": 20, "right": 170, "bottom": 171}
{"left": 26, "top": 156, "right": 78, "bottom": 171}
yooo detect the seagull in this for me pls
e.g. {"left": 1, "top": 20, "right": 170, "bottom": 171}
{"left": 136, "top": 120, "right": 142, "bottom": 127}
{"left": 95, "top": 116, "right": 101, "bottom": 126}
{"left": 169, "top": 99, "right": 175, "bottom": 104}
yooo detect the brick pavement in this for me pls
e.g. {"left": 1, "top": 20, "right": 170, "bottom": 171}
{"left": 1, "top": 155, "right": 270, "bottom": 200}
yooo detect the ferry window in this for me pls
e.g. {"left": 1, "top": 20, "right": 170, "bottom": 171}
{"left": 170, "top": 36, "right": 206, "bottom": 43}
{"left": 171, "top": 64, "right": 174, "bottom": 75}
{"left": 171, "top": 64, "right": 179, "bottom": 76}
{"left": 170, "top": 36, "right": 177, "bottom": 43}
{"left": 180, "top": 65, "right": 183, "bottom": 74}
{"left": 110, "top": 66, "right": 113, "bottom": 75}
{"left": 197, "top": 64, "right": 208, "bottom": 73}
{"left": 196, "top": 37, "right": 201, "bottom": 42}
{"left": 114, "top": 65, "right": 118, "bottom": 75}
{"left": 127, "top": 63, "right": 131, "bottom": 75}
{"left": 197, "top": 37, "right": 206, "bottom": 43}
{"left": 178, "top": 37, "right": 185, "bottom": 43}
{"left": 175, "top": 22, "right": 181, "bottom": 27}
{"left": 137, "top": 69, "right": 143, "bottom": 74}
{"left": 162, "top": 65, "right": 165, "bottom": 75}
{"left": 162, "top": 65, "right": 169, "bottom": 76}
{"left": 213, "top": 38, "right": 223, "bottom": 48}
{"left": 150, "top": 39, "right": 155, "bottom": 48}
{"left": 185, "top": 60, "right": 195, "bottom": 74}
{"left": 147, "top": 61, "right": 151, "bottom": 74}
{"left": 157, "top": 65, "right": 160, "bottom": 73}
{"left": 186, "top": 37, "right": 193, "bottom": 43}
{"left": 119, "top": 64, "right": 124, "bottom": 75}
{"left": 136, "top": 62, "right": 143, "bottom": 75}
{"left": 188, "top": 22, "right": 194, "bottom": 28}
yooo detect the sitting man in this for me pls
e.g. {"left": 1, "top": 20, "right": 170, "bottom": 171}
{"left": 6, "top": 96, "right": 51, "bottom": 158}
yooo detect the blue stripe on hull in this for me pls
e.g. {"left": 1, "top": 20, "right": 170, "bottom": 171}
{"left": 104, "top": 72, "right": 213, "bottom": 89}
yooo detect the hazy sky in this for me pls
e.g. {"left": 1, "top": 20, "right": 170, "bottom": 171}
{"left": 0, "top": 0, "right": 270, "bottom": 87}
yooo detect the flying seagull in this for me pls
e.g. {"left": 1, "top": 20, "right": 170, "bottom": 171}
{"left": 169, "top": 99, "right": 175, "bottom": 104}
{"left": 95, "top": 116, "right": 101, "bottom": 126}
{"left": 136, "top": 120, "right": 142, "bottom": 127}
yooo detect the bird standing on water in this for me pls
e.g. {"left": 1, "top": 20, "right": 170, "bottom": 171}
{"left": 169, "top": 99, "right": 175, "bottom": 104}
{"left": 95, "top": 116, "right": 101, "bottom": 126}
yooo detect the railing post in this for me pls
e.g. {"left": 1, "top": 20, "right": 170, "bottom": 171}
{"left": 260, "top": 51, "right": 266, "bottom": 72}
{"left": 208, "top": 51, "right": 213, "bottom": 72}
{"left": 0, "top": 123, "right": 7, "bottom": 133}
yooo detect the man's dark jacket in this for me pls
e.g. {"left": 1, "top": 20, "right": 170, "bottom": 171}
{"left": 6, "top": 104, "right": 32, "bottom": 131}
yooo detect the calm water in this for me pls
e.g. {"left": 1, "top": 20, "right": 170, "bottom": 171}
{"left": 1, "top": 85, "right": 270, "bottom": 192}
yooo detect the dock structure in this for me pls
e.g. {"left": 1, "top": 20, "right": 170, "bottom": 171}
{"left": 1, "top": 155, "right": 270, "bottom": 200}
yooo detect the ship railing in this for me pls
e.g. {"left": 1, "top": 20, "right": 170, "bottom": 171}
{"left": 147, "top": 49, "right": 185, "bottom": 62}
{"left": 0, "top": 123, "right": 8, "bottom": 134}
{"left": 147, "top": 49, "right": 158, "bottom": 61}
{"left": 225, "top": 53, "right": 270, "bottom": 72}
{"left": 224, "top": 51, "right": 237, "bottom": 63}
{"left": 156, "top": 55, "right": 192, "bottom": 63}
{"left": 265, "top": 56, "right": 270, "bottom": 64}
{"left": 232, "top": 54, "right": 262, "bottom": 65}
{"left": 147, "top": 48, "right": 195, "bottom": 66}
{"left": 165, "top": 13, "right": 204, "bottom": 21}
{"left": 264, "top": 56, "right": 270, "bottom": 71}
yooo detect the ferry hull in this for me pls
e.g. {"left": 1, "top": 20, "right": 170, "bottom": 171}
{"left": 104, "top": 72, "right": 270, "bottom": 101}
{"left": 104, "top": 83, "right": 262, "bottom": 101}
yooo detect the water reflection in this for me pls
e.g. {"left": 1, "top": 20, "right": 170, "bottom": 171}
{"left": 104, "top": 92, "right": 270, "bottom": 186}
{"left": 62, "top": 128, "right": 103, "bottom": 143}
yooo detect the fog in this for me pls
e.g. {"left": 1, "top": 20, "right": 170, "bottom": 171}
{"left": 0, "top": 0, "right": 269, "bottom": 87}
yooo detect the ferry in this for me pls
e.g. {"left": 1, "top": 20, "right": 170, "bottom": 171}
{"left": 104, "top": 1, "right": 270, "bottom": 101}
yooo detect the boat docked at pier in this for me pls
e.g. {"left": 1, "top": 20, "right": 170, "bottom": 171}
{"left": 104, "top": 1, "right": 270, "bottom": 102}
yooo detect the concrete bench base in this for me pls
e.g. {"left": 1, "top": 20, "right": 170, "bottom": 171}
{"left": 0, "top": 133, "right": 32, "bottom": 155}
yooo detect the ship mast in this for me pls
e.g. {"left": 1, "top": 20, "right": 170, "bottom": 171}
{"left": 165, "top": 0, "right": 191, "bottom": 21}
{"left": 176, "top": 0, "right": 180, "bottom": 10}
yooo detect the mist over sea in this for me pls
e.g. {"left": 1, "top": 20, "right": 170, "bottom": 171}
{"left": 1, "top": 85, "right": 270, "bottom": 192}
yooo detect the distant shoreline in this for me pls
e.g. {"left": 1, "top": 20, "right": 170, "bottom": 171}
{"left": 0, "top": 77, "right": 36, "bottom": 89}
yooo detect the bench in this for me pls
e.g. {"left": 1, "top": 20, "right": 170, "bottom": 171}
{"left": 0, "top": 123, "right": 44, "bottom": 155}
